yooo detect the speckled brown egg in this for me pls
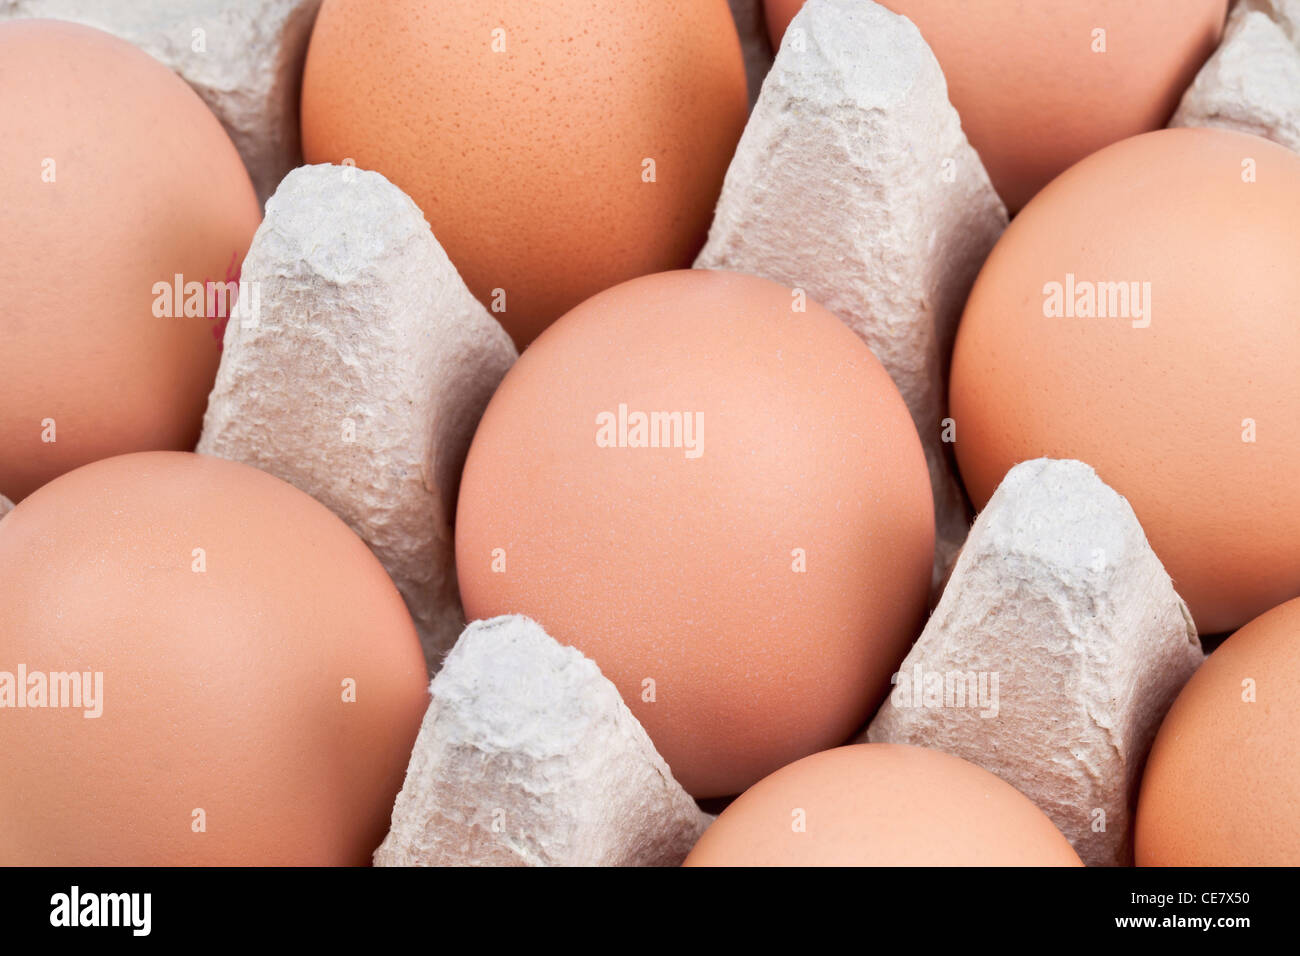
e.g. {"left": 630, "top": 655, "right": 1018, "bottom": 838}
{"left": 0, "top": 452, "right": 430, "bottom": 866}
{"left": 0, "top": 20, "right": 261, "bottom": 503}
{"left": 300, "top": 0, "right": 749, "bottom": 348}
{"left": 685, "top": 744, "right": 1083, "bottom": 866}
{"left": 455, "top": 270, "right": 934, "bottom": 798}
{"left": 1136, "top": 597, "right": 1300, "bottom": 866}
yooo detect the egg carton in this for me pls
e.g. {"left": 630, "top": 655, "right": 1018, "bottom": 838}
{"left": 1171, "top": 0, "right": 1300, "bottom": 148}
{"left": 6, "top": 0, "right": 1292, "bottom": 867}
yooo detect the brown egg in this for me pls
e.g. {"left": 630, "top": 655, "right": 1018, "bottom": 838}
{"left": 0, "top": 452, "right": 429, "bottom": 865}
{"left": 455, "top": 270, "right": 934, "bottom": 798}
{"left": 1136, "top": 598, "right": 1300, "bottom": 865}
{"left": 765, "top": 0, "right": 1226, "bottom": 211}
{"left": 949, "top": 128, "right": 1300, "bottom": 635}
{"left": 0, "top": 20, "right": 261, "bottom": 503}
{"left": 685, "top": 744, "right": 1083, "bottom": 866}
{"left": 300, "top": 0, "right": 748, "bottom": 348}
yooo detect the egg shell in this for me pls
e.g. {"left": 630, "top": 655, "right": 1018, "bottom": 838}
{"left": 0, "top": 0, "right": 323, "bottom": 204}
{"left": 0, "top": 452, "right": 430, "bottom": 865}
{"left": 684, "top": 743, "right": 1083, "bottom": 866}
{"left": 1136, "top": 597, "right": 1300, "bottom": 866}
{"left": 455, "top": 269, "right": 935, "bottom": 798}
{"left": 949, "top": 127, "right": 1300, "bottom": 635}
{"left": 0, "top": 19, "right": 261, "bottom": 502}
{"left": 299, "top": 0, "right": 749, "bottom": 348}
{"left": 766, "top": 0, "right": 1227, "bottom": 210}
